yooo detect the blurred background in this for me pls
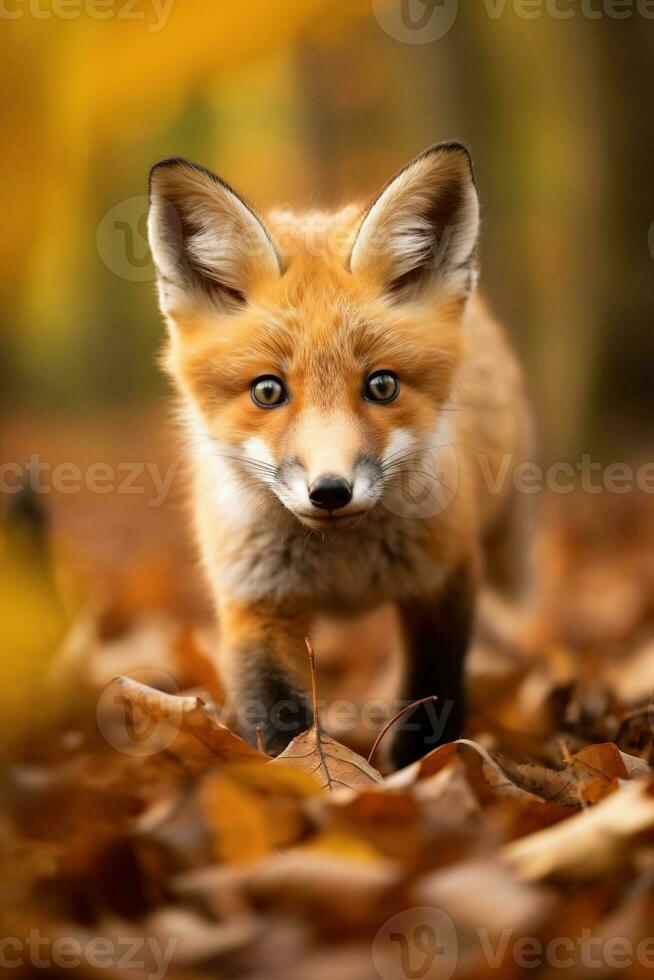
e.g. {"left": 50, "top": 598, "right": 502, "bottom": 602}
{"left": 1, "top": 0, "right": 653, "bottom": 586}
{"left": 3, "top": 10, "right": 654, "bottom": 965}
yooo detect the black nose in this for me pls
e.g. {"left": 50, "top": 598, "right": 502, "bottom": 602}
{"left": 309, "top": 475, "right": 352, "bottom": 512}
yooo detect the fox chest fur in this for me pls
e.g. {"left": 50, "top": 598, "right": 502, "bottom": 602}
{"left": 195, "top": 466, "right": 452, "bottom": 611}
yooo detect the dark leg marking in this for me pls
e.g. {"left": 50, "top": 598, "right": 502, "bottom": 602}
{"left": 391, "top": 563, "right": 476, "bottom": 770}
{"left": 239, "top": 652, "right": 312, "bottom": 756}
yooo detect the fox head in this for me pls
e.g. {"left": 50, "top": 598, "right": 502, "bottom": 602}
{"left": 148, "top": 143, "right": 479, "bottom": 529}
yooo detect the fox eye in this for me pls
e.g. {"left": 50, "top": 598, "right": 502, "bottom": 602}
{"left": 364, "top": 371, "right": 400, "bottom": 404}
{"left": 251, "top": 375, "right": 287, "bottom": 408}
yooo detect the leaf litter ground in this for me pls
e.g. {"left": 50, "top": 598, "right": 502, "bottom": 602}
{"left": 2, "top": 488, "right": 654, "bottom": 978}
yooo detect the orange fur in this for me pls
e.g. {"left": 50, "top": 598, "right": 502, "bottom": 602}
{"left": 148, "top": 144, "right": 534, "bottom": 761}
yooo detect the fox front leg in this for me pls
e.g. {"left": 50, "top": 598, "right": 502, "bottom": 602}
{"left": 392, "top": 561, "right": 477, "bottom": 770}
{"left": 218, "top": 601, "right": 312, "bottom": 755}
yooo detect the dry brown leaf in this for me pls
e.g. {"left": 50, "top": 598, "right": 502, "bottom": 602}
{"left": 503, "top": 778, "right": 654, "bottom": 880}
{"left": 498, "top": 797, "right": 579, "bottom": 841}
{"left": 619, "top": 749, "right": 654, "bottom": 777}
{"left": 309, "top": 789, "right": 425, "bottom": 861}
{"left": 175, "top": 848, "right": 399, "bottom": 934}
{"left": 562, "top": 741, "right": 626, "bottom": 804}
{"left": 412, "top": 759, "right": 483, "bottom": 828}
{"left": 272, "top": 715, "right": 383, "bottom": 792}
{"left": 201, "top": 762, "right": 322, "bottom": 861}
{"left": 492, "top": 742, "right": 652, "bottom": 809}
{"left": 491, "top": 755, "right": 580, "bottom": 806}
{"left": 144, "top": 906, "right": 262, "bottom": 967}
{"left": 561, "top": 741, "right": 654, "bottom": 804}
{"left": 271, "top": 640, "right": 383, "bottom": 792}
{"left": 414, "top": 858, "right": 556, "bottom": 934}
{"left": 111, "top": 675, "right": 267, "bottom": 767}
{"left": 391, "top": 737, "right": 648, "bottom": 808}
{"left": 406, "top": 739, "right": 573, "bottom": 805}
{"left": 232, "top": 848, "right": 398, "bottom": 934}
{"left": 571, "top": 741, "right": 628, "bottom": 776}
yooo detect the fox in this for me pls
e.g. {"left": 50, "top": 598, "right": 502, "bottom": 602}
{"left": 147, "top": 142, "right": 534, "bottom": 769}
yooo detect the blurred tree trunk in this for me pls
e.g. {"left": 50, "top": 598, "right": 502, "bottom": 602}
{"left": 297, "top": 8, "right": 613, "bottom": 462}
{"left": 590, "top": 17, "right": 654, "bottom": 456}
{"left": 449, "top": 9, "right": 610, "bottom": 463}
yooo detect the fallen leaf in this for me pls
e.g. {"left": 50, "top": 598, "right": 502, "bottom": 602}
{"left": 311, "top": 789, "right": 425, "bottom": 861}
{"left": 562, "top": 741, "right": 626, "bottom": 804}
{"left": 144, "top": 906, "right": 261, "bottom": 966}
{"left": 271, "top": 640, "right": 383, "bottom": 792}
{"left": 201, "top": 762, "right": 322, "bottom": 861}
{"left": 414, "top": 858, "right": 556, "bottom": 933}
{"left": 397, "top": 739, "right": 576, "bottom": 805}
{"left": 503, "top": 778, "right": 654, "bottom": 880}
{"left": 110, "top": 675, "right": 267, "bottom": 768}
{"left": 175, "top": 849, "right": 399, "bottom": 936}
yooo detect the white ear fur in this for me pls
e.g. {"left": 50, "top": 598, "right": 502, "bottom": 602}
{"left": 148, "top": 158, "right": 281, "bottom": 319}
{"left": 349, "top": 142, "right": 479, "bottom": 300}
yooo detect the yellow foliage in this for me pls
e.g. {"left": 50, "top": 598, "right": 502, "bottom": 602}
{"left": 0, "top": 519, "right": 69, "bottom": 747}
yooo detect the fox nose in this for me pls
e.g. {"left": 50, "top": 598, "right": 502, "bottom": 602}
{"left": 309, "top": 475, "right": 352, "bottom": 512}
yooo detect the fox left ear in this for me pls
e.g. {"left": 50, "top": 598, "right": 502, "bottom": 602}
{"left": 349, "top": 142, "right": 479, "bottom": 301}
{"left": 148, "top": 157, "right": 281, "bottom": 322}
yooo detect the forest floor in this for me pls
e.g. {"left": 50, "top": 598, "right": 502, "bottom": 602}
{"left": 2, "top": 415, "right": 654, "bottom": 979}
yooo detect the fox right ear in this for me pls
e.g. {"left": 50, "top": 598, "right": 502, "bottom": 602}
{"left": 349, "top": 142, "right": 479, "bottom": 302}
{"left": 148, "top": 158, "right": 281, "bottom": 322}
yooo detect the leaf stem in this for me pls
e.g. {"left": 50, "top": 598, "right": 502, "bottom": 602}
{"left": 304, "top": 637, "right": 319, "bottom": 731}
{"left": 367, "top": 695, "right": 439, "bottom": 766}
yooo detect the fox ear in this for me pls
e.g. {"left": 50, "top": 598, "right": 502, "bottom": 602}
{"left": 349, "top": 142, "right": 479, "bottom": 301}
{"left": 148, "top": 158, "right": 281, "bottom": 320}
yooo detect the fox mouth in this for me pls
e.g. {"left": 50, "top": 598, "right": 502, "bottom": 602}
{"left": 295, "top": 509, "right": 369, "bottom": 528}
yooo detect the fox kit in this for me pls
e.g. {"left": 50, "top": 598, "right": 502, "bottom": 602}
{"left": 148, "top": 143, "right": 533, "bottom": 768}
